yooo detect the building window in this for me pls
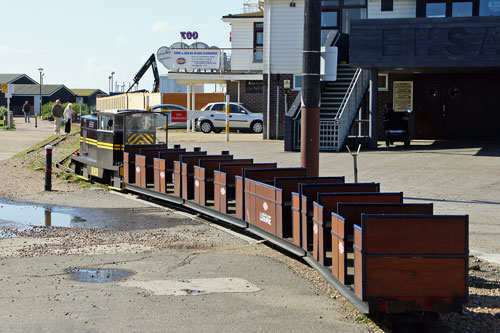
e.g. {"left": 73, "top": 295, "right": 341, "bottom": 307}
{"left": 381, "top": 0, "right": 394, "bottom": 11}
{"left": 378, "top": 74, "right": 389, "bottom": 91}
{"left": 253, "top": 22, "right": 264, "bottom": 63}
{"left": 418, "top": 0, "right": 485, "bottom": 17}
{"left": 321, "top": 0, "right": 367, "bottom": 45}
{"left": 293, "top": 75, "right": 302, "bottom": 91}
{"left": 479, "top": 0, "right": 500, "bottom": 15}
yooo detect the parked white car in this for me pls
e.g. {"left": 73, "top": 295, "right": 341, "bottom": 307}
{"left": 197, "top": 103, "right": 263, "bottom": 133}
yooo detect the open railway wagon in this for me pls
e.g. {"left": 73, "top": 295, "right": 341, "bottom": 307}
{"left": 72, "top": 109, "right": 469, "bottom": 325}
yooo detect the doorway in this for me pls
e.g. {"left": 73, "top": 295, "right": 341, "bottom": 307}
{"left": 414, "top": 73, "right": 500, "bottom": 140}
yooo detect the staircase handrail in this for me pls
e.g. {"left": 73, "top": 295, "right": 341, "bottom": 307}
{"left": 335, "top": 68, "right": 362, "bottom": 122}
{"left": 287, "top": 91, "right": 302, "bottom": 120}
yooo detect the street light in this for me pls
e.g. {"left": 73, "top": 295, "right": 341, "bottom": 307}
{"left": 110, "top": 72, "right": 115, "bottom": 93}
{"left": 108, "top": 76, "right": 112, "bottom": 94}
{"left": 37, "top": 67, "right": 44, "bottom": 128}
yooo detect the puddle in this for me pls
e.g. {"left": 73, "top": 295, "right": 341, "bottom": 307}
{"left": 69, "top": 268, "right": 134, "bottom": 283}
{"left": 0, "top": 200, "right": 86, "bottom": 229}
{"left": 182, "top": 289, "right": 205, "bottom": 295}
{"left": 118, "top": 277, "right": 261, "bottom": 296}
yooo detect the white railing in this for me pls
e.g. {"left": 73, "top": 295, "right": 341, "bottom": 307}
{"left": 333, "top": 69, "right": 370, "bottom": 151}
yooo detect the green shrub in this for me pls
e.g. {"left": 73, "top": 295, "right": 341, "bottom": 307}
{"left": 42, "top": 102, "right": 90, "bottom": 121}
{"left": 0, "top": 106, "right": 8, "bottom": 118}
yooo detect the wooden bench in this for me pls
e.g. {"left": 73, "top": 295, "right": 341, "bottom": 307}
{"left": 155, "top": 150, "right": 207, "bottom": 194}
{"left": 292, "top": 183, "right": 380, "bottom": 252}
{"left": 135, "top": 147, "right": 185, "bottom": 188}
{"left": 193, "top": 159, "right": 253, "bottom": 206}
{"left": 354, "top": 214, "right": 468, "bottom": 313}
{"left": 262, "top": 177, "right": 346, "bottom": 244}
{"left": 270, "top": 177, "right": 345, "bottom": 239}
{"left": 237, "top": 168, "right": 307, "bottom": 221}
{"left": 177, "top": 153, "right": 233, "bottom": 200}
{"left": 312, "top": 192, "right": 404, "bottom": 266}
{"left": 213, "top": 163, "right": 277, "bottom": 214}
{"left": 123, "top": 144, "right": 168, "bottom": 185}
{"left": 331, "top": 203, "right": 433, "bottom": 285}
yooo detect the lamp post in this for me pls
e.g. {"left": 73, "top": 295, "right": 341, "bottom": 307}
{"left": 110, "top": 71, "right": 115, "bottom": 93}
{"left": 108, "top": 76, "right": 112, "bottom": 94}
{"left": 37, "top": 68, "right": 44, "bottom": 128}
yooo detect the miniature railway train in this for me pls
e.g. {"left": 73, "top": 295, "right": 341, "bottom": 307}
{"left": 71, "top": 110, "right": 469, "bottom": 321}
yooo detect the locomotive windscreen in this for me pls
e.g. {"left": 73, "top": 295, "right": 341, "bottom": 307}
{"left": 125, "top": 113, "right": 167, "bottom": 145}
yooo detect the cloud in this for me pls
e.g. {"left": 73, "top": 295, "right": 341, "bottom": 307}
{"left": 116, "top": 34, "right": 133, "bottom": 45}
{"left": 0, "top": 44, "right": 35, "bottom": 55}
{"left": 152, "top": 21, "right": 175, "bottom": 33}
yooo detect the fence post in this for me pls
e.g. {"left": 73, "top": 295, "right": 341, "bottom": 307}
{"left": 225, "top": 95, "right": 230, "bottom": 142}
{"left": 45, "top": 145, "right": 53, "bottom": 191}
{"left": 346, "top": 144, "right": 361, "bottom": 183}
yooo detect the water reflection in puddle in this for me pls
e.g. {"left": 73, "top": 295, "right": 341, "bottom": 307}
{"left": 0, "top": 200, "right": 86, "bottom": 229}
{"left": 69, "top": 268, "right": 134, "bottom": 283}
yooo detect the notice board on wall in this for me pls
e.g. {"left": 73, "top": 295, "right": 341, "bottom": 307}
{"left": 393, "top": 81, "right": 413, "bottom": 112}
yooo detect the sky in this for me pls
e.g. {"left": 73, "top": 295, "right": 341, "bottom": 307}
{"left": 0, "top": 0, "right": 245, "bottom": 93}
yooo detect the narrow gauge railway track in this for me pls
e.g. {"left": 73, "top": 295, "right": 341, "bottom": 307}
{"left": 70, "top": 110, "right": 469, "bottom": 331}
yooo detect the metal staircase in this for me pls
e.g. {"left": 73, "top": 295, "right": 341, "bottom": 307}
{"left": 284, "top": 65, "right": 370, "bottom": 152}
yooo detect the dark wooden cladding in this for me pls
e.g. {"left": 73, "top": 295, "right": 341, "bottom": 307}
{"left": 350, "top": 17, "right": 500, "bottom": 68}
{"left": 363, "top": 215, "right": 468, "bottom": 254}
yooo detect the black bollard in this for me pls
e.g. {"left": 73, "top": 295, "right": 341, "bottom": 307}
{"left": 45, "top": 145, "right": 52, "bottom": 191}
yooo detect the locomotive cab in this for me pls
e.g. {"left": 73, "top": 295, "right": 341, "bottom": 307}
{"left": 72, "top": 109, "right": 168, "bottom": 189}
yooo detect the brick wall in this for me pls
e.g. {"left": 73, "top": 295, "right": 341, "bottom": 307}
{"left": 226, "top": 80, "right": 265, "bottom": 114}
{"left": 263, "top": 74, "right": 299, "bottom": 140}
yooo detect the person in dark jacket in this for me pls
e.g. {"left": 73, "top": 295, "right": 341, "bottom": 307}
{"left": 22, "top": 101, "right": 31, "bottom": 123}
{"left": 51, "top": 100, "right": 64, "bottom": 134}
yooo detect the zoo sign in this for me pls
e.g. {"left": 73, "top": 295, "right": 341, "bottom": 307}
{"left": 172, "top": 49, "right": 220, "bottom": 70}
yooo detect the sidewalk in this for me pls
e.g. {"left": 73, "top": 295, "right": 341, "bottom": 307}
{"left": 0, "top": 116, "right": 55, "bottom": 161}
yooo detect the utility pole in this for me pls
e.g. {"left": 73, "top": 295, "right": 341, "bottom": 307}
{"left": 301, "top": 0, "right": 321, "bottom": 177}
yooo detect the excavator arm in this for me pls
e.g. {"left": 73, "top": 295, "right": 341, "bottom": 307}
{"left": 127, "top": 53, "right": 160, "bottom": 93}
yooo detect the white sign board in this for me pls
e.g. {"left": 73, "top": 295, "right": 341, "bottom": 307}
{"left": 172, "top": 49, "right": 220, "bottom": 70}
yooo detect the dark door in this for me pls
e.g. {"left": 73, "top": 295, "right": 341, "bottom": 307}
{"left": 416, "top": 76, "right": 467, "bottom": 139}
{"left": 415, "top": 73, "right": 500, "bottom": 140}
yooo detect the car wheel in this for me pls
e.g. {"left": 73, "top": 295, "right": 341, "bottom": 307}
{"left": 251, "top": 121, "right": 263, "bottom": 133}
{"left": 200, "top": 121, "right": 213, "bottom": 133}
{"left": 212, "top": 129, "right": 222, "bottom": 133}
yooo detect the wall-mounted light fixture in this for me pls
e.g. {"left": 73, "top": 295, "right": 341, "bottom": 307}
{"left": 290, "top": 0, "right": 296, "bottom": 7}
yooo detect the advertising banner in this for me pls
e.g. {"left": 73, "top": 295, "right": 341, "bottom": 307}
{"left": 172, "top": 49, "right": 220, "bottom": 70}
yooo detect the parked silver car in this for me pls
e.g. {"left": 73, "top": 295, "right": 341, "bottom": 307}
{"left": 197, "top": 103, "right": 263, "bottom": 133}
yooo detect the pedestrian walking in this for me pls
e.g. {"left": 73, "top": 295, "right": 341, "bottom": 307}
{"left": 63, "top": 103, "right": 73, "bottom": 134}
{"left": 22, "top": 101, "right": 31, "bottom": 123}
{"left": 51, "top": 100, "right": 64, "bottom": 134}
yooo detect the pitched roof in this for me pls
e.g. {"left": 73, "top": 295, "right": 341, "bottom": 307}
{"left": 71, "top": 89, "right": 106, "bottom": 97}
{"left": 222, "top": 11, "right": 264, "bottom": 19}
{"left": 0, "top": 74, "right": 25, "bottom": 84}
{"left": 12, "top": 84, "right": 75, "bottom": 96}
